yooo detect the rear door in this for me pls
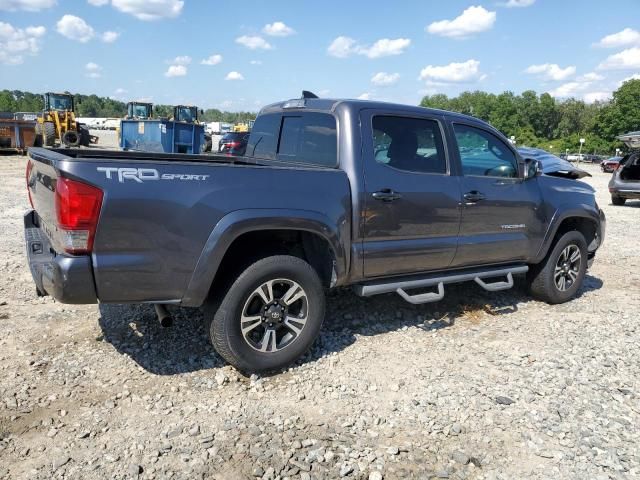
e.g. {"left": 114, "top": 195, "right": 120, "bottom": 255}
{"left": 360, "top": 109, "right": 462, "bottom": 278}
{"left": 449, "top": 121, "right": 544, "bottom": 267}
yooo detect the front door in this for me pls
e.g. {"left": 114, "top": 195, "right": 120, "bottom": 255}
{"left": 361, "top": 110, "right": 462, "bottom": 278}
{"left": 449, "top": 122, "right": 544, "bottom": 267}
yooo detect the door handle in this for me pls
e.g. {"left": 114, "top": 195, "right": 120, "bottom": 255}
{"left": 463, "top": 191, "right": 485, "bottom": 203}
{"left": 372, "top": 189, "right": 402, "bottom": 202}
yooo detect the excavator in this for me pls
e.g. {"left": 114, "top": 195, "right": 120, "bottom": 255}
{"left": 35, "top": 92, "right": 97, "bottom": 147}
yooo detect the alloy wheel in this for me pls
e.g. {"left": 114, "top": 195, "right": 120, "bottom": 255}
{"left": 240, "top": 279, "right": 309, "bottom": 352}
{"left": 554, "top": 244, "right": 581, "bottom": 291}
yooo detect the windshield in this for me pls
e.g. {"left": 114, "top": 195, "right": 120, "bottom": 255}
{"left": 49, "top": 94, "right": 73, "bottom": 111}
{"left": 130, "top": 104, "right": 151, "bottom": 118}
{"left": 176, "top": 106, "right": 197, "bottom": 123}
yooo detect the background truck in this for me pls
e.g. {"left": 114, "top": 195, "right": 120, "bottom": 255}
{"left": 24, "top": 94, "right": 605, "bottom": 373}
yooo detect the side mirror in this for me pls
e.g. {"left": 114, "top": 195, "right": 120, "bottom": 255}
{"left": 524, "top": 158, "right": 542, "bottom": 179}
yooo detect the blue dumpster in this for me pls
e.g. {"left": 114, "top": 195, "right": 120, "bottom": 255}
{"left": 120, "top": 119, "right": 205, "bottom": 154}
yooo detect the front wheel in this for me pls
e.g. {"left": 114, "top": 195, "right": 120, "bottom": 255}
{"left": 207, "top": 255, "right": 325, "bottom": 373}
{"left": 528, "top": 231, "right": 587, "bottom": 304}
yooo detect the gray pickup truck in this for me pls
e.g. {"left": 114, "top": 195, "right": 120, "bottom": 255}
{"left": 24, "top": 94, "right": 605, "bottom": 372}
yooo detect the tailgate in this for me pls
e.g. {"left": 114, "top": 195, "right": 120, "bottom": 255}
{"left": 27, "top": 149, "right": 60, "bottom": 236}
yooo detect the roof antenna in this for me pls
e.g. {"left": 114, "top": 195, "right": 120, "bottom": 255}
{"left": 302, "top": 90, "right": 319, "bottom": 99}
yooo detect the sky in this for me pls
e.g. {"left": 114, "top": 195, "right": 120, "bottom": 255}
{"left": 1, "top": 0, "right": 640, "bottom": 112}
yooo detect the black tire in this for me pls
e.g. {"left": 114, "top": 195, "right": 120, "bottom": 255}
{"left": 33, "top": 123, "right": 43, "bottom": 147}
{"left": 62, "top": 130, "right": 80, "bottom": 147}
{"left": 207, "top": 255, "right": 325, "bottom": 373}
{"left": 611, "top": 195, "right": 626, "bottom": 206}
{"left": 79, "top": 126, "right": 91, "bottom": 147}
{"left": 527, "top": 231, "right": 587, "bottom": 304}
{"left": 43, "top": 122, "right": 56, "bottom": 147}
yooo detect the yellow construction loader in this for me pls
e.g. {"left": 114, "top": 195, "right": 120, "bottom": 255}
{"left": 36, "top": 92, "right": 96, "bottom": 147}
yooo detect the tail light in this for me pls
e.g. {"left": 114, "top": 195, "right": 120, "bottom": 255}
{"left": 26, "top": 159, "right": 34, "bottom": 208}
{"left": 226, "top": 141, "right": 240, "bottom": 148}
{"left": 55, "top": 177, "right": 103, "bottom": 254}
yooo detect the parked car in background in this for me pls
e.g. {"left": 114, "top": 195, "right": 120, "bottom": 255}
{"left": 218, "top": 132, "right": 249, "bottom": 155}
{"left": 609, "top": 152, "right": 640, "bottom": 205}
{"left": 601, "top": 156, "right": 623, "bottom": 173}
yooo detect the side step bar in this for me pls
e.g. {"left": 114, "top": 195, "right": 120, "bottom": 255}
{"left": 354, "top": 265, "right": 528, "bottom": 305}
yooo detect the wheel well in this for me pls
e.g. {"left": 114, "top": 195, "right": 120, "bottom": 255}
{"left": 553, "top": 217, "right": 598, "bottom": 251}
{"left": 208, "top": 230, "right": 336, "bottom": 300}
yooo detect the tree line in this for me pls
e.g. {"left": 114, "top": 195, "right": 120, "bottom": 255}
{"left": 0, "top": 90, "right": 257, "bottom": 124}
{"left": 3, "top": 80, "right": 638, "bottom": 153}
{"left": 420, "top": 79, "right": 640, "bottom": 154}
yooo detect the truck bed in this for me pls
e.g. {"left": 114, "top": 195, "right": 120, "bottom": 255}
{"left": 26, "top": 147, "right": 351, "bottom": 306}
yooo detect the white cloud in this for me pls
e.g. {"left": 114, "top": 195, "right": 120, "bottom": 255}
{"left": 0, "top": 22, "right": 46, "bottom": 65}
{"left": 577, "top": 72, "right": 604, "bottom": 82}
{"left": 165, "top": 64, "right": 187, "bottom": 77}
{"left": 426, "top": 6, "right": 496, "bottom": 39}
{"left": 594, "top": 28, "right": 640, "bottom": 48}
{"left": 357, "top": 92, "right": 372, "bottom": 100}
{"left": 598, "top": 47, "right": 640, "bottom": 70}
{"left": 85, "top": 61, "right": 102, "bottom": 78}
{"left": 201, "top": 54, "right": 222, "bottom": 66}
{"left": 583, "top": 91, "right": 611, "bottom": 103}
{"left": 524, "top": 63, "right": 576, "bottom": 81}
{"left": 114, "top": 87, "right": 127, "bottom": 95}
{"left": 419, "top": 59, "right": 483, "bottom": 83}
{"left": 500, "top": 0, "right": 535, "bottom": 7}
{"left": 87, "top": 0, "right": 108, "bottom": 5}
{"left": 225, "top": 71, "right": 244, "bottom": 81}
{"left": 168, "top": 55, "right": 191, "bottom": 65}
{"left": 0, "top": 0, "right": 55, "bottom": 11}
{"left": 327, "top": 36, "right": 357, "bottom": 58}
{"left": 619, "top": 73, "right": 640, "bottom": 86}
{"left": 250, "top": 60, "right": 262, "bottom": 65}
{"left": 371, "top": 72, "right": 400, "bottom": 86}
{"left": 56, "top": 15, "right": 94, "bottom": 42}
{"left": 111, "top": 0, "right": 183, "bottom": 21}
{"left": 236, "top": 35, "right": 272, "bottom": 50}
{"left": 547, "top": 81, "right": 590, "bottom": 98}
{"left": 263, "top": 21, "right": 295, "bottom": 37}
{"left": 366, "top": 38, "right": 411, "bottom": 58}
{"left": 327, "top": 36, "right": 410, "bottom": 58}
{"left": 101, "top": 30, "right": 119, "bottom": 42}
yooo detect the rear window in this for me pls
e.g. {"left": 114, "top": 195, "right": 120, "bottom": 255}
{"left": 277, "top": 113, "right": 337, "bottom": 167}
{"left": 246, "top": 113, "right": 281, "bottom": 160}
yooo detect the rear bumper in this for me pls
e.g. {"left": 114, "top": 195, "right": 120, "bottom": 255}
{"left": 24, "top": 210, "right": 98, "bottom": 304}
{"left": 610, "top": 188, "right": 640, "bottom": 199}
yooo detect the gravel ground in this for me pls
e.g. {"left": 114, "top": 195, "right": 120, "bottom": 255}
{"left": 0, "top": 154, "right": 638, "bottom": 480}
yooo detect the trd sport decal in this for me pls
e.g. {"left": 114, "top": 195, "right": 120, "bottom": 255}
{"left": 97, "top": 167, "right": 209, "bottom": 183}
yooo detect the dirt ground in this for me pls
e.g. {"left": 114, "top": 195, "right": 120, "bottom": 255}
{"left": 0, "top": 151, "right": 638, "bottom": 480}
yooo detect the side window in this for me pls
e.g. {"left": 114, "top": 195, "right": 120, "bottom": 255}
{"left": 453, "top": 124, "right": 518, "bottom": 178}
{"left": 277, "top": 113, "right": 337, "bottom": 167}
{"left": 372, "top": 116, "right": 447, "bottom": 174}
{"left": 246, "top": 113, "right": 281, "bottom": 159}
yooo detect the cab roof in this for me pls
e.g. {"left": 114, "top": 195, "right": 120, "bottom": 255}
{"left": 259, "top": 95, "right": 493, "bottom": 129}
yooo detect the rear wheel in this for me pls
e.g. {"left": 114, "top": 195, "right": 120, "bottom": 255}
{"left": 43, "top": 122, "right": 56, "bottom": 147}
{"left": 207, "top": 255, "right": 325, "bottom": 373}
{"left": 611, "top": 195, "right": 626, "bottom": 206}
{"left": 528, "top": 231, "right": 587, "bottom": 304}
